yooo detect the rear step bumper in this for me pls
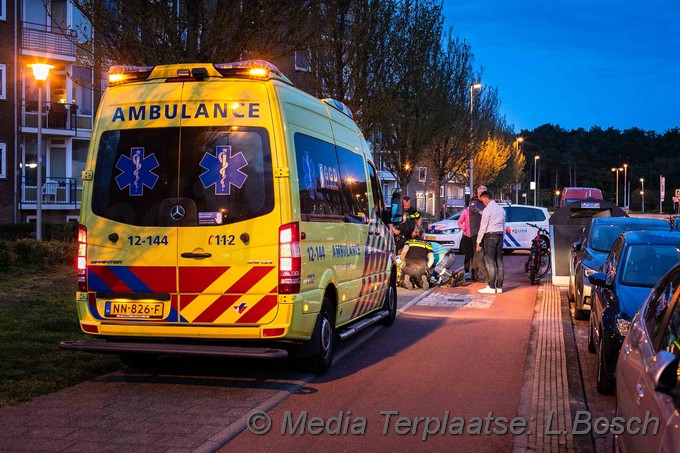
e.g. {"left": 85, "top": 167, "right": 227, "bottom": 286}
{"left": 60, "top": 309, "right": 390, "bottom": 358}
{"left": 59, "top": 340, "right": 288, "bottom": 359}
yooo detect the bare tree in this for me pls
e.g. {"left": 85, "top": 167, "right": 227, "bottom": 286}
{"left": 371, "top": 0, "right": 445, "bottom": 193}
{"left": 421, "top": 31, "right": 475, "bottom": 211}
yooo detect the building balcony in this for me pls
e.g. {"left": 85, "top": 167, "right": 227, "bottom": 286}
{"left": 22, "top": 22, "right": 77, "bottom": 59}
{"left": 21, "top": 100, "right": 79, "bottom": 136}
{"left": 19, "top": 176, "right": 81, "bottom": 210}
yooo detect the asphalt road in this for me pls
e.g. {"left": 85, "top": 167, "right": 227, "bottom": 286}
{"left": 221, "top": 254, "right": 537, "bottom": 451}
{"left": 0, "top": 255, "right": 539, "bottom": 452}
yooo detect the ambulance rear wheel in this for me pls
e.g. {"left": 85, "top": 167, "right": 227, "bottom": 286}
{"left": 302, "top": 298, "right": 336, "bottom": 374}
{"left": 381, "top": 272, "right": 398, "bottom": 326}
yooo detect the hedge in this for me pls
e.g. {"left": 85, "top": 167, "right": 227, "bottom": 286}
{"left": 0, "top": 223, "right": 78, "bottom": 242}
{"left": 0, "top": 239, "right": 76, "bottom": 270}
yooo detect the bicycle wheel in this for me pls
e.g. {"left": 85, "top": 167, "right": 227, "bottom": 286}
{"left": 537, "top": 249, "right": 551, "bottom": 279}
{"left": 529, "top": 252, "right": 537, "bottom": 285}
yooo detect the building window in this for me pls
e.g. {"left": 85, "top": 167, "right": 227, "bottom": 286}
{"left": 0, "top": 64, "right": 5, "bottom": 99}
{"left": 0, "top": 1, "right": 5, "bottom": 21}
{"left": 440, "top": 186, "right": 444, "bottom": 198}
{"left": 0, "top": 142, "right": 5, "bottom": 178}
{"left": 418, "top": 166, "right": 427, "bottom": 182}
{"left": 294, "top": 49, "right": 311, "bottom": 72}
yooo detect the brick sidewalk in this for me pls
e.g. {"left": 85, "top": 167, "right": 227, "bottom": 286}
{"left": 515, "top": 283, "right": 575, "bottom": 452}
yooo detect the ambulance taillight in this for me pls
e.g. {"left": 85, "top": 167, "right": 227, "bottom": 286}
{"left": 77, "top": 225, "right": 87, "bottom": 291}
{"left": 279, "top": 222, "right": 301, "bottom": 294}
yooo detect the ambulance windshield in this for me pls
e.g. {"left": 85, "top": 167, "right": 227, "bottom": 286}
{"left": 91, "top": 126, "right": 274, "bottom": 226}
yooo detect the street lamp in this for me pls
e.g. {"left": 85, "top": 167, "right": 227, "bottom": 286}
{"left": 640, "top": 178, "right": 645, "bottom": 213}
{"left": 611, "top": 167, "right": 623, "bottom": 206}
{"left": 515, "top": 137, "right": 524, "bottom": 204}
{"left": 533, "top": 155, "right": 540, "bottom": 206}
{"left": 468, "top": 82, "right": 482, "bottom": 200}
{"left": 28, "top": 63, "right": 54, "bottom": 241}
{"left": 623, "top": 163, "right": 628, "bottom": 210}
{"left": 555, "top": 190, "right": 561, "bottom": 208}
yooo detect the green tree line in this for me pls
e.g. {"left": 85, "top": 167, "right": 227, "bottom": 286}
{"left": 520, "top": 124, "right": 680, "bottom": 211}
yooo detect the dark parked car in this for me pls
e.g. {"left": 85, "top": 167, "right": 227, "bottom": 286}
{"left": 615, "top": 262, "right": 680, "bottom": 452}
{"left": 569, "top": 217, "right": 671, "bottom": 319}
{"left": 588, "top": 231, "right": 680, "bottom": 394}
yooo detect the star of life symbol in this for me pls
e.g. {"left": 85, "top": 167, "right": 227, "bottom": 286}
{"left": 199, "top": 145, "right": 248, "bottom": 195}
{"left": 115, "top": 147, "right": 160, "bottom": 196}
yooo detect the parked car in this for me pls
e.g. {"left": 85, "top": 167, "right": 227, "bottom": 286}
{"left": 615, "top": 262, "right": 680, "bottom": 453}
{"left": 569, "top": 217, "right": 672, "bottom": 319}
{"left": 425, "top": 204, "right": 549, "bottom": 253}
{"left": 559, "top": 187, "right": 603, "bottom": 207}
{"left": 425, "top": 210, "right": 463, "bottom": 250}
{"left": 501, "top": 205, "right": 550, "bottom": 253}
{"left": 588, "top": 231, "right": 680, "bottom": 394}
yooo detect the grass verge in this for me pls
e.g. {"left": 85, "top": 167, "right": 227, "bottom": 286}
{"left": 0, "top": 264, "right": 121, "bottom": 408}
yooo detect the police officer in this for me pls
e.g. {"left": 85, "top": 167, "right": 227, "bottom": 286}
{"left": 391, "top": 196, "right": 422, "bottom": 252}
{"left": 399, "top": 227, "right": 434, "bottom": 288}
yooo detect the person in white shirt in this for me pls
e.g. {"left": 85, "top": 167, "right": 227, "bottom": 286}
{"left": 476, "top": 191, "right": 506, "bottom": 294}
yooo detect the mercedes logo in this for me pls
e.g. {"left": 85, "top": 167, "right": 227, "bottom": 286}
{"left": 170, "top": 204, "right": 186, "bottom": 221}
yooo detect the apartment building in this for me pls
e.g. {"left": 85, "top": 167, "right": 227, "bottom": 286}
{"left": 0, "top": 0, "right": 95, "bottom": 224}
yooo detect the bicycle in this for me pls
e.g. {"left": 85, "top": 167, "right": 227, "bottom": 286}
{"left": 525, "top": 223, "right": 551, "bottom": 285}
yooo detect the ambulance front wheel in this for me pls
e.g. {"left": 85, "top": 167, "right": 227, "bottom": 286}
{"left": 381, "top": 271, "right": 398, "bottom": 326}
{"left": 302, "top": 297, "right": 337, "bottom": 374}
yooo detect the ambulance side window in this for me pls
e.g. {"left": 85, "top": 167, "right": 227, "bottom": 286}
{"left": 294, "top": 133, "right": 345, "bottom": 218}
{"left": 336, "top": 146, "right": 369, "bottom": 223}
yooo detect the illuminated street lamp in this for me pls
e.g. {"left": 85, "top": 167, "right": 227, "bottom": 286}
{"left": 555, "top": 189, "right": 561, "bottom": 208}
{"left": 533, "top": 155, "right": 540, "bottom": 206}
{"left": 623, "top": 163, "right": 628, "bottom": 210}
{"left": 640, "top": 178, "right": 645, "bottom": 213}
{"left": 468, "top": 82, "right": 482, "bottom": 200}
{"left": 611, "top": 167, "right": 623, "bottom": 207}
{"left": 28, "top": 63, "right": 54, "bottom": 241}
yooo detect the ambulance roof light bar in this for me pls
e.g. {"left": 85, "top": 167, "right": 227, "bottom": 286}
{"left": 108, "top": 65, "right": 154, "bottom": 85}
{"left": 214, "top": 60, "right": 293, "bottom": 85}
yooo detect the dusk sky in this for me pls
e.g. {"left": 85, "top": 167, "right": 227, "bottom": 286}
{"left": 443, "top": 1, "right": 680, "bottom": 134}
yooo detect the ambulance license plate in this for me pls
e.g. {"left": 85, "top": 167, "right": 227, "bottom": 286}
{"left": 426, "top": 236, "right": 436, "bottom": 241}
{"left": 105, "top": 302, "right": 164, "bottom": 319}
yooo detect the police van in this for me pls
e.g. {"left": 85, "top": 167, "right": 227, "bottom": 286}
{"left": 60, "top": 61, "right": 402, "bottom": 373}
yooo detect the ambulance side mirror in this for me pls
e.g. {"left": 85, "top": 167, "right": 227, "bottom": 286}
{"left": 386, "top": 189, "right": 403, "bottom": 224}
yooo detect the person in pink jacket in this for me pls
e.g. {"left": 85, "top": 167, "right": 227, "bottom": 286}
{"left": 457, "top": 207, "right": 473, "bottom": 280}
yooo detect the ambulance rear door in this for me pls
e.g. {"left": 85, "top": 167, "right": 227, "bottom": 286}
{"left": 174, "top": 81, "right": 281, "bottom": 329}
{"left": 86, "top": 82, "right": 184, "bottom": 324}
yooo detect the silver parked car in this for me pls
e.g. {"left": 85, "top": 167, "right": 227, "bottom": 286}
{"left": 615, "top": 262, "right": 680, "bottom": 452}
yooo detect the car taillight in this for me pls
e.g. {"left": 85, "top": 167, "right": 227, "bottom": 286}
{"left": 279, "top": 222, "right": 301, "bottom": 294}
{"left": 77, "top": 224, "right": 87, "bottom": 291}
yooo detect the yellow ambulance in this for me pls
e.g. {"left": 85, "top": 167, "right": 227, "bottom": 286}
{"left": 60, "top": 61, "right": 402, "bottom": 373}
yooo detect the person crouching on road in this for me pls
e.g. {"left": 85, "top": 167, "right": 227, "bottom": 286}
{"left": 476, "top": 191, "right": 506, "bottom": 294}
{"left": 399, "top": 226, "right": 434, "bottom": 289}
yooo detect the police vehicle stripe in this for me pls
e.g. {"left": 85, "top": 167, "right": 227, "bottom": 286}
{"left": 504, "top": 228, "right": 522, "bottom": 247}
